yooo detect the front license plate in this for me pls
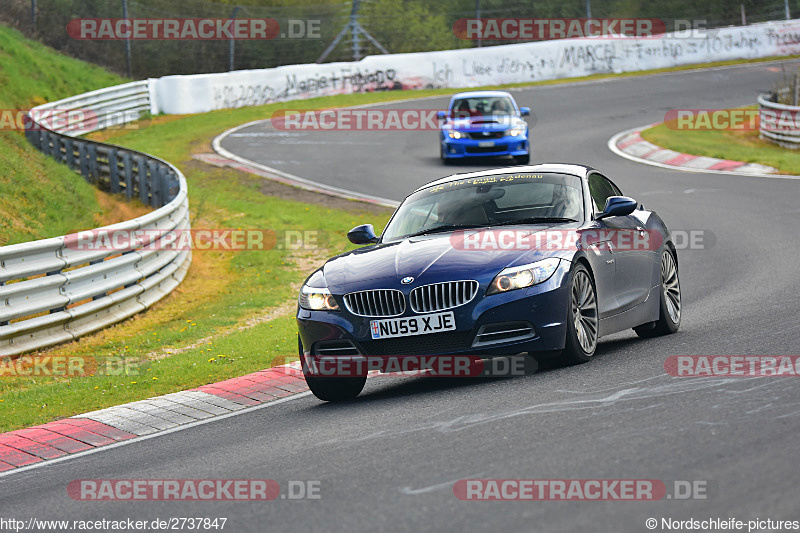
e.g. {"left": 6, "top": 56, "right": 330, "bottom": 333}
{"left": 478, "top": 141, "right": 495, "bottom": 147}
{"left": 370, "top": 311, "right": 456, "bottom": 340}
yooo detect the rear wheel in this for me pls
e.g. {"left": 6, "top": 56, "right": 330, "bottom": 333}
{"left": 561, "top": 264, "right": 598, "bottom": 365}
{"left": 634, "top": 249, "right": 681, "bottom": 338}
{"left": 299, "top": 336, "right": 366, "bottom": 401}
{"left": 514, "top": 154, "right": 530, "bottom": 165}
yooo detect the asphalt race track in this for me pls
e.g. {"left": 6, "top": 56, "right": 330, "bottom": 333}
{"left": 2, "top": 61, "right": 800, "bottom": 532}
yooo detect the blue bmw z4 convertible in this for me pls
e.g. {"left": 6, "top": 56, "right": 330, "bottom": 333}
{"left": 297, "top": 164, "right": 681, "bottom": 401}
{"left": 438, "top": 90, "right": 531, "bottom": 165}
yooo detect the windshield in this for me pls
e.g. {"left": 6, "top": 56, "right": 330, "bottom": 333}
{"left": 382, "top": 172, "right": 584, "bottom": 242}
{"left": 450, "top": 96, "right": 516, "bottom": 118}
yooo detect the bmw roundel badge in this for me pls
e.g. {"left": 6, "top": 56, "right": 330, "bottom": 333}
{"left": 401, "top": 276, "right": 414, "bottom": 284}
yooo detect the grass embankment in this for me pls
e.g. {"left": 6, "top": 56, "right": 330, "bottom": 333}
{"left": 0, "top": 25, "right": 147, "bottom": 246}
{"left": 641, "top": 108, "right": 800, "bottom": 175}
{"left": 3, "top": 22, "right": 800, "bottom": 430}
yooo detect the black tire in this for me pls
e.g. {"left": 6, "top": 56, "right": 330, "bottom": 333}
{"left": 304, "top": 373, "right": 366, "bottom": 402}
{"left": 634, "top": 249, "right": 681, "bottom": 338}
{"left": 514, "top": 154, "right": 530, "bottom": 165}
{"left": 561, "top": 263, "right": 599, "bottom": 365}
{"left": 441, "top": 145, "right": 454, "bottom": 165}
{"left": 299, "top": 336, "right": 366, "bottom": 401}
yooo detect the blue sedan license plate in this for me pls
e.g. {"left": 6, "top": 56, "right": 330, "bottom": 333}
{"left": 478, "top": 141, "right": 495, "bottom": 147}
{"left": 370, "top": 311, "right": 456, "bottom": 340}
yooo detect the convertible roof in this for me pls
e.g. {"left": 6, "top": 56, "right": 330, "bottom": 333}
{"left": 413, "top": 164, "right": 596, "bottom": 194}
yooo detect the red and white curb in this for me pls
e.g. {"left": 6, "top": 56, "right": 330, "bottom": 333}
{"left": 0, "top": 363, "right": 309, "bottom": 475}
{"left": 607, "top": 124, "right": 798, "bottom": 179}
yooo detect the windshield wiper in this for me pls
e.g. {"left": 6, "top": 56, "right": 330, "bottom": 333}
{"left": 404, "top": 223, "right": 488, "bottom": 238}
{"left": 491, "top": 217, "right": 578, "bottom": 226}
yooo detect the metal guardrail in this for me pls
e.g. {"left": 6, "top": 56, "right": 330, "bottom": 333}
{"left": 0, "top": 81, "right": 191, "bottom": 357}
{"left": 758, "top": 93, "right": 800, "bottom": 149}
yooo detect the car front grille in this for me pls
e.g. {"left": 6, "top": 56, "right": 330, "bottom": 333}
{"left": 465, "top": 144, "right": 508, "bottom": 153}
{"left": 343, "top": 289, "right": 405, "bottom": 317}
{"left": 358, "top": 331, "right": 474, "bottom": 356}
{"left": 467, "top": 131, "right": 504, "bottom": 140}
{"left": 409, "top": 280, "right": 479, "bottom": 313}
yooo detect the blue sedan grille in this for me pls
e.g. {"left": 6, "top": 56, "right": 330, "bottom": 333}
{"left": 467, "top": 131, "right": 504, "bottom": 140}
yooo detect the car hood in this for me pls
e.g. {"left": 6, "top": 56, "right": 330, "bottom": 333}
{"left": 322, "top": 228, "right": 574, "bottom": 293}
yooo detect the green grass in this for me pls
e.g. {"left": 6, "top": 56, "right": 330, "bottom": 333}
{"left": 4, "top": 21, "right": 800, "bottom": 430}
{"left": 0, "top": 25, "right": 123, "bottom": 110}
{"left": 0, "top": 24, "right": 129, "bottom": 245}
{"left": 641, "top": 108, "right": 800, "bottom": 175}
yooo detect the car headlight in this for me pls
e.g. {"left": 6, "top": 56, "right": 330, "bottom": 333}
{"left": 447, "top": 130, "right": 463, "bottom": 139}
{"left": 508, "top": 126, "right": 525, "bottom": 137}
{"left": 299, "top": 286, "right": 340, "bottom": 310}
{"left": 486, "top": 258, "right": 561, "bottom": 295}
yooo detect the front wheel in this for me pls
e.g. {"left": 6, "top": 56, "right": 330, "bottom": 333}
{"left": 441, "top": 145, "right": 454, "bottom": 165}
{"left": 514, "top": 154, "right": 530, "bottom": 165}
{"left": 634, "top": 249, "right": 681, "bottom": 338}
{"left": 299, "top": 336, "right": 366, "bottom": 401}
{"left": 304, "top": 373, "right": 366, "bottom": 402}
{"left": 561, "top": 263, "right": 599, "bottom": 365}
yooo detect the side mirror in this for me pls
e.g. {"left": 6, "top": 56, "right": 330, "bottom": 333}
{"left": 347, "top": 224, "right": 379, "bottom": 245}
{"left": 436, "top": 111, "right": 447, "bottom": 120}
{"left": 519, "top": 106, "right": 531, "bottom": 116}
{"left": 596, "top": 196, "right": 637, "bottom": 219}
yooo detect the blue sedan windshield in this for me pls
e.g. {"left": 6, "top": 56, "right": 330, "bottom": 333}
{"left": 451, "top": 96, "right": 516, "bottom": 117}
{"left": 382, "top": 173, "right": 584, "bottom": 242}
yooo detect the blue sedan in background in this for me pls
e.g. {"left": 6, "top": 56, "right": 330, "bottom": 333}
{"left": 297, "top": 164, "right": 681, "bottom": 401}
{"left": 437, "top": 90, "right": 531, "bottom": 165}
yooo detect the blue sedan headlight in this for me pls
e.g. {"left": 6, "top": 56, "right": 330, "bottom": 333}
{"left": 487, "top": 258, "right": 561, "bottom": 295}
{"left": 447, "top": 130, "right": 464, "bottom": 139}
{"left": 508, "top": 126, "right": 525, "bottom": 137}
{"left": 299, "top": 286, "right": 340, "bottom": 311}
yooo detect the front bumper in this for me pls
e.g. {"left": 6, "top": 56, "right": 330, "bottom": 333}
{"left": 441, "top": 134, "right": 528, "bottom": 159}
{"left": 297, "top": 260, "right": 571, "bottom": 359}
